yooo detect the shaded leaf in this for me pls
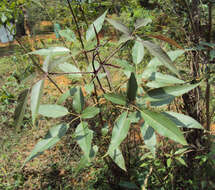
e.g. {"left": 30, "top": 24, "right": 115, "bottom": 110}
{"left": 119, "top": 181, "right": 139, "bottom": 189}
{"left": 57, "top": 87, "right": 77, "bottom": 105}
{"left": 58, "top": 62, "right": 82, "bottom": 78}
{"left": 24, "top": 123, "right": 69, "bottom": 165}
{"left": 106, "top": 18, "right": 130, "bottom": 34}
{"left": 39, "top": 104, "right": 68, "bottom": 118}
{"left": 127, "top": 72, "right": 138, "bottom": 102}
{"left": 109, "top": 147, "right": 126, "bottom": 171}
{"left": 86, "top": 10, "right": 108, "bottom": 41}
{"left": 14, "top": 89, "right": 29, "bottom": 128}
{"left": 132, "top": 38, "right": 144, "bottom": 64}
{"left": 108, "top": 112, "right": 130, "bottom": 153}
{"left": 141, "top": 109, "right": 187, "bottom": 145}
{"left": 73, "top": 87, "right": 85, "bottom": 113}
{"left": 163, "top": 111, "right": 204, "bottom": 129}
{"left": 31, "top": 80, "right": 44, "bottom": 125}
{"left": 81, "top": 106, "right": 100, "bottom": 119}
{"left": 104, "top": 93, "right": 126, "bottom": 106}
{"left": 142, "top": 40, "right": 179, "bottom": 76}
{"left": 75, "top": 122, "right": 93, "bottom": 160}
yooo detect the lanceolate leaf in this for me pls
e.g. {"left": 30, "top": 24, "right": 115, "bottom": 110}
{"left": 132, "top": 39, "right": 144, "bottom": 64}
{"left": 59, "top": 28, "right": 76, "bottom": 42}
{"left": 73, "top": 87, "right": 85, "bottom": 113}
{"left": 162, "top": 111, "right": 204, "bottom": 129}
{"left": 75, "top": 122, "right": 93, "bottom": 160}
{"left": 142, "top": 40, "right": 179, "bottom": 76}
{"left": 134, "top": 18, "right": 152, "bottom": 29}
{"left": 106, "top": 18, "right": 130, "bottom": 34}
{"left": 108, "top": 112, "right": 131, "bottom": 153}
{"left": 143, "top": 82, "right": 201, "bottom": 103}
{"left": 24, "top": 123, "right": 69, "bottom": 165}
{"left": 127, "top": 72, "right": 138, "bottom": 102}
{"left": 81, "top": 106, "right": 100, "bottom": 119}
{"left": 141, "top": 109, "right": 187, "bottom": 145}
{"left": 109, "top": 147, "right": 126, "bottom": 171}
{"left": 31, "top": 80, "right": 44, "bottom": 125}
{"left": 104, "top": 93, "right": 126, "bottom": 106}
{"left": 58, "top": 62, "right": 82, "bottom": 78}
{"left": 29, "top": 47, "right": 70, "bottom": 56}
{"left": 38, "top": 104, "right": 68, "bottom": 118}
{"left": 86, "top": 10, "right": 108, "bottom": 41}
{"left": 14, "top": 89, "right": 29, "bottom": 128}
{"left": 140, "top": 121, "right": 157, "bottom": 155}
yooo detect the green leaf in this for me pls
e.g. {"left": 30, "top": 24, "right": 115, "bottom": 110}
{"left": 162, "top": 111, "right": 204, "bottom": 129}
{"left": 24, "top": 123, "right": 69, "bottom": 165}
{"left": 140, "top": 121, "right": 157, "bottom": 156}
{"left": 142, "top": 82, "right": 201, "bottom": 105}
{"left": 132, "top": 38, "right": 144, "bottom": 64}
{"left": 75, "top": 122, "right": 93, "bottom": 160}
{"left": 142, "top": 40, "right": 180, "bottom": 76}
{"left": 104, "top": 93, "right": 126, "bottom": 106}
{"left": 14, "top": 89, "right": 29, "bottom": 128}
{"left": 73, "top": 87, "right": 85, "bottom": 113}
{"left": 57, "top": 87, "right": 77, "bottom": 105}
{"left": 119, "top": 34, "right": 133, "bottom": 44}
{"left": 81, "top": 106, "right": 100, "bottom": 119}
{"left": 59, "top": 28, "right": 76, "bottom": 42}
{"left": 42, "top": 55, "right": 50, "bottom": 72}
{"left": 127, "top": 72, "right": 138, "bottom": 102}
{"left": 38, "top": 104, "right": 68, "bottom": 118}
{"left": 167, "top": 158, "right": 172, "bottom": 167}
{"left": 115, "top": 59, "right": 135, "bottom": 72}
{"left": 31, "top": 80, "right": 44, "bottom": 125}
{"left": 119, "top": 181, "right": 139, "bottom": 189}
{"left": 58, "top": 62, "right": 82, "bottom": 78}
{"left": 86, "top": 10, "right": 108, "bottom": 41}
{"left": 141, "top": 109, "right": 187, "bottom": 145}
{"left": 175, "top": 157, "right": 187, "bottom": 167}
{"left": 102, "top": 124, "right": 109, "bottom": 136}
{"left": 134, "top": 18, "right": 152, "bottom": 30}
{"left": 29, "top": 47, "right": 70, "bottom": 56}
{"left": 106, "top": 18, "right": 130, "bottom": 34}
{"left": 109, "top": 147, "right": 126, "bottom": 171}
{"left": 108, "top": 112, "right": 130, "bottom": 153}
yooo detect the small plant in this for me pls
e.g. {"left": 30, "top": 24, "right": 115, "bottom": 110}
{"left": 13, "top": 3, "right": 205, "bottom": 188}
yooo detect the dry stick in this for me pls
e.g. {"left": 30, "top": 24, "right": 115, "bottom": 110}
{"left": 205, "top": 2, "right": 212, "bottom": 131}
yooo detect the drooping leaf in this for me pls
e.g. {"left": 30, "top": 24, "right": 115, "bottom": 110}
{"left": 57, "top": 87, "right": 77, "bottom": 105}
{"left": 142, "top": 40, "right": 179, "bottom": 76}
{"left": 106, "top": 18, "right": 130, "bottom": 34}
{"left": 81, "top": 106, "right": 100, "bottom": 119}
{"left": 14, "top": 89, "right": 29, "bottom": 128}
{"left": 127, "top": 72, "right": 138, "bottom": 102}
{"left": 134, "top": 18, "right": 152, "bottom": 30}
{"left": 109, "top": 147, "right": 126, "bottom": 171}
{"left": 140, "top": 121, "right": 157, "bottom": 156}
{"left": 132, "top": 38, "right": 144, "bottom": 64}
{"left": 141, "top": 109, "right": 187, "bottom": 145}
{"left": 73, "top": 87, "right": 85, "bottom": 113}
{"left": 58, "top": 62, "right": 82, "bottom": 78}
{"left": 38, "top": 104, "right": 68, "bottom": 118}
{"left": 162, "top": 111, "right": 204, "bottom": 129}
{"left": 75, "top": 122, "right": 93, "bottom": 160}
{"left": 86, "top": 10, "right": 108, "bottom": 41}
{"left": 142, "top": 82, "right": 201, "bottom": 105}
{"left": 24, "top": 123, "right": 69, "bottom": 165}
{"left": 59, "top": 28, "right": 76, "bottom": 42}
{"left": 108, "top": 112, "right": 130, "bottom": 153}
{"left": 31, "top": 80, "right": 44, "bottom": 125}
{"left": 104, "top": 93, "right": 126, "bottom": 106}
{"left": 29, "top": 47, "right": 70, "bottom": 56}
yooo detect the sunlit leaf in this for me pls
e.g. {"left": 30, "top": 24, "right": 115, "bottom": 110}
{"left": 29, "top": 47, "right": 70, "bottom": 56}
{"left": 127, "top": 72, "right": 138, "bottom": 102}
{"left": 81, "top": 106, "right": 100, "bottom": 119}
{"left": 109, "top": 147, "right": 126, "bottom": 171}
{"left": 73, "top": 87, "right": 85, "bottom": 113}
{"left": 86, "top": 10, "right": 108, "bottom": 41}
{"left": 132, "top": 38, "right": 144, "bottom": 64}
{"left": 141, "top": 109, "right": 187, "bottom": 145}
{"left": 38, "top": 104, "right": 68, "bottom": 118}
{"left": 14, "top": 89, "right": 29, "bottom": 128}
{"left": 162, "top": 111, "right": 204, "bottom": 129}
{"left": 106, "top": 18, "right": 130, "bottom": 34}
{"left": 104, "top": 93, "right": 126, "bottom": 106}
{"left": 58, "top": 62, "right": 82, "bottom": 78}
{"left": 134, "top": 18, "right": 152, "bottom": 29}
{"left": 31, "top": 80, "right": 44, "bottom": 125}
{"left": 75, "top": 122, "right": 93, "bottom": 160}
{"left": 59, "top": 28, "right": 76, "bottom": 42}
{"left": 24, "top": 123, "right": 69, "bottom": 165}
